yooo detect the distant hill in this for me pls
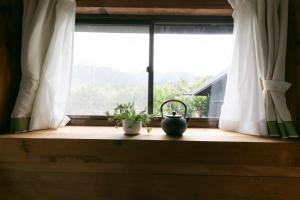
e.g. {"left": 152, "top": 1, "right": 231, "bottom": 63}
{"left": 72, "top": 65, "right": 146, "bottom": 87}
{"left": 72, "top": 65, "right": 201, "bottom": 87}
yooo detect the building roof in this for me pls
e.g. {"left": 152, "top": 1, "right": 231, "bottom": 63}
{"left": 193, "top": 71, "right": 227, "bottom": 96}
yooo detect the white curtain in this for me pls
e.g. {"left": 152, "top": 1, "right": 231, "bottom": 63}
{"left": 220, "top": 0, "right": 298, "bottom": 138}
{"left": 11, "top": 0, "right": 76, "bottom": 132}
{"left": 255, "top": 0, "right": 298, "bottom": 138}
{"left": 219, "top": 0, "right": 267, "bottom": 136}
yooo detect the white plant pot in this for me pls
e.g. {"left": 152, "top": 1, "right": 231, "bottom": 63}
{"left": 122, "top": 120, "right": 142, "bottom": 135}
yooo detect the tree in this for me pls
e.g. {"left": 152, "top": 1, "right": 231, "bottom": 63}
{"left": 154, "top": 76, "right": 210, "bottom": 117}
{"left": 67, "top": 75, "right": 210, "bottom": 118}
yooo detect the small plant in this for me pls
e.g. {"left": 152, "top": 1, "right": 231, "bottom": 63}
{"left": 106, "top": 102, "right": 152, "bottom": 133}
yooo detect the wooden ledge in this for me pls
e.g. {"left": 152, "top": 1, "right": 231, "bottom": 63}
{"left": 0, "top": 126, "right": 292, "bottom": 143}
{"left": 1, "top": 126, "right": 300, "bottom": 200}
{"left": 0, "top": 127, "right": 300, "bottom": 178}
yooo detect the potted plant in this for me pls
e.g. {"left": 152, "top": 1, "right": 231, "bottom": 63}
{"left": 107, "top": 102, "right": 151, "bottom": 135}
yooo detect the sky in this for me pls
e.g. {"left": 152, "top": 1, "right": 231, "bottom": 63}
{"left": 73, "top": 32, "right": 234, "bottom": 76}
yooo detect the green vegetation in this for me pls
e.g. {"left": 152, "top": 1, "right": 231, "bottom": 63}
{"left": 106, "top": 102, "right": 151, "bottom": 127}
{"left": 67, "top": 76, "right": 210, "bottom": 118}
{"left": 67, "top": 85, "right": 147, "bottom": 115}
{"left": 154, "top": 77, "right": 209, "bottom": 117}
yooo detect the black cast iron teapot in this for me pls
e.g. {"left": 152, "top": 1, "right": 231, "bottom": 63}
{"left": 160, "top": 99, "right": 189, "bottom": 137}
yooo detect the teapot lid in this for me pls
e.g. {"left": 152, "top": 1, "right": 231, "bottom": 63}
{"left": 166, "top": 111, "right": 182, "bottom": 118}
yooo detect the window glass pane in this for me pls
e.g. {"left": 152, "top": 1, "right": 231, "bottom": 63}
{"left": 153, "top": 25, "right": 233, "bottom": 118}
{"left": 67, "top": 25, "right": 149, "bottom": 115}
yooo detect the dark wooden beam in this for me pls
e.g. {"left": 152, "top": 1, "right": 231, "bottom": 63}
{"left": 0, "top": 0, "right": 22, "bottom": 133}
{"left": 76, "top": 0, "right": 231, "bottom": 9}
{"left": 76, "top": 0, "right": 232, "bottom": 16}
{"left": 76, "top": 7, "right": 233, "bottom": 16}
{"left": 291, "top": 0, "right": 300, "bottom": 132}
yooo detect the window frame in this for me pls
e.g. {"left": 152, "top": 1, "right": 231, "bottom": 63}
{"left": 69, "top": 14, "right": 233, "bottom": 127}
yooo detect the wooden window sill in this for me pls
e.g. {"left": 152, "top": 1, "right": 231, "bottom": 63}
{"left": 0, "top": 125, "right": 299, "bottom": 179}
{"left": 0, "top": 126, "right": 293, "bottom": 143}
{"left": 1, "top": 125, "right": 300, "bottom": 199}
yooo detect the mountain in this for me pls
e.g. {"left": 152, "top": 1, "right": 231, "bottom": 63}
{"left": 72, "top": 65, "right": 199, "bottom": 87}
{"left": 72, "top": 65, "right": 146, "bottom": 87}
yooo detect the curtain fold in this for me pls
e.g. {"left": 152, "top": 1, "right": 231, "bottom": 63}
{"left": 255, "top": 0, "right": 298, "bottom": 138}
{"left": 221, "top": 0, "right": 298, "bottom": 138}
{"left": 219, "top": 0, "right": 267, "bottom": 136}
{"left": 11, "top": 0, "right": 76, "bottom": 132}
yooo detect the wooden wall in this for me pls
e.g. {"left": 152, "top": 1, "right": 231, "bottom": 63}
{"left": 0, "top": 0, "right": 22, "bottom": 133}
{"left": 0, "top": 0, "right": 300, "bottom": 133}
{"left": 0, "top": 128, "right": 300, "bottom": 200}
{"left": 76, "top": 0, "right": 230, "bottom": 8}
{"left": 0, "top": 1, "right": 299, "bottom": 200}
{"left": 0, "top": 1, "right": 232, "bottom": 134}
{"left": 0, "top": 0, "right": 298, "bottom": 133}
{"left": 291, "top": 0, "right": 300, "bottom": 132}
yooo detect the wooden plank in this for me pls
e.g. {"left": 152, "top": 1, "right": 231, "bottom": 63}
{"left": 286, "top": 0, "right": 298, "bottom": 131}
{"left": 76, "top": 7, "right": 233, "bottom": 16}
{"left": 0, "top": 127, "right": 286, "bottom": 142}
{"left": 0, "top": 0, "right": 22, "bottom": 133}
{"left": 0, "top": 172, "right": 300, "bottom": 200}
{"left": 2, "top": 162, "right": 300, "bottom": 177}
{"left": 0, "top": 128, "right": 298, "bottom": 169}
{"left": 295, "top": 0, "right": 300, "bottom": 131}
{"left": 295, "top": 0, "right": 300, "bottom": 42}
{"left": 75, "top": 0, "right": 232, "bottom": 16}
{"left": 1, "top": 127, "right": 300, "bottom": 199}
{"left": 292, "top": 0, "right": 300, "bottom": 132}
{"left": 76, "top": 0, "right": 231, "bottom": 9}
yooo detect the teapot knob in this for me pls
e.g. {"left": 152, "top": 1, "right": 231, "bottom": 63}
{"left": 172, "top": 111, "right": 176, "bottom": 116}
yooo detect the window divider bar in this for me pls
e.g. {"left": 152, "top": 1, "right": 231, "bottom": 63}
{"left": 148, "top": 23, "right": 154, "bottom": 114}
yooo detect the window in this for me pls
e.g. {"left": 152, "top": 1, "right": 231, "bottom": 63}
{"left": 67, "top": 16, "right": 234, "bottom": 125}
{"left": 67, "top": 25, "right": 149, "bottom": 115}
{"left": 153, "top": 24, "right": 233, "bottom": 118}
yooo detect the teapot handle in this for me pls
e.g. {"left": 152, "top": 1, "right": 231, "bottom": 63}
{"left": 160, "top": 99, "right": 187, "bottom": 118}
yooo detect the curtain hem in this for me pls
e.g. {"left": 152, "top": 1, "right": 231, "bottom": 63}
{"left": 267, "top": 121, "right": 298, "bottom": 138}
{"left": 11, "top": 117, "right": 31, "bottom": 133}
